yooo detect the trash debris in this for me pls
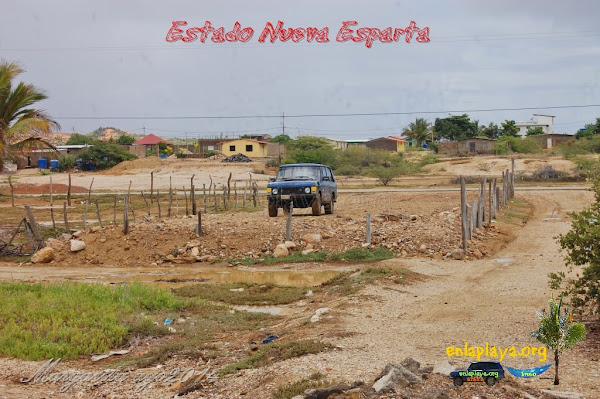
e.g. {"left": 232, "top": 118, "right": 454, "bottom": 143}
{"left": 222, "top": 153, "right": 252, "bottom": 163}
{"left": 168, "top": 326, "right": 177, "bottom": 333}
{"left": 262, "top": 335, "right": 278, "bottom": 344}
{"left": 91, "top": 349, "right": 130, "bottom": 362}
{"left": 164, "top": 318, "right": 173, "bottom": 325}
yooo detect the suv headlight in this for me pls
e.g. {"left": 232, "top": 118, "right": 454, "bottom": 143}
{"left": 272, "top": 188, "right": 278, "bottom": 195}
{"left": 304, "top": 187, "right": 311, "bottom": 194}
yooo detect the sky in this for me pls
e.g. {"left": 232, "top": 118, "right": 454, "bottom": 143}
{"left": 1, "top": 0, "right": 599, "bottom": 140}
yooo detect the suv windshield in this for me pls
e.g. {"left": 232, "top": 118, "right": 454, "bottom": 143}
{"left": 276, "top": 166, "right": 320, "bottom": 181}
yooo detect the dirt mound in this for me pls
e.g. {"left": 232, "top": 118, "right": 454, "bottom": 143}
{"left": 0, "top": 183, "right": 88, "bottom": 195}
{"left": 101, "top": 157, "right": 164, "bottom": 175}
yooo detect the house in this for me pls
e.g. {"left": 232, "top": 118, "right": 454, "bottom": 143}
{"left": 197, "top": 138, "right": 222, "bottom": 154}
{"left": 221, "top": 138, "right": 268, "bottom": 158}
{"left": 345, "top": 139, "right": 368, "bottom": 147}
{"left": 243, "top": 134, "right": 273, "bottom": 142}
{"left": 515, "top": 114, "right": 555, "bottom": 138}
{"left": 133, "top": 133, "right": 172, "bottom": 147}
{"left": 527, "top": 133, "right": 574, "bottom": 149}
{"left": 438, "top": 138, "right": 498, "bottom": 156}
{"left": 366, "top": 136, "right": 406, "bottom": 153}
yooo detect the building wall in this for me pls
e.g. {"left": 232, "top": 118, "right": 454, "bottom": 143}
{"left": 267, "top": 143, "right": 286, "bottom": 158}
{"left": 367, "top": 138, "right": 400, "bottom": 152}
{"left": 439, "top": 139, "right": 497, "bottom": 156}
{"left": 221, "top": 139, "right": 268, "bottom": 158}
{"left": 197, "top": 139, "right": 222, "bottom": 154}
{"left": 127, "top": 145, "right": 147, "bottom": 158}
{"left": 528, "top": 134, "right": 574, "bottom": 149}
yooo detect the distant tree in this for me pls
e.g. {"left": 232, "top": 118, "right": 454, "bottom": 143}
{"left": 478, "top": 122, "right": 501, "bottom": 139}
{"left": 575, "top": 121, "right": 599, "bottom": 140}
{"left": 269, "top": 134, "right": 293, "bottom": 144}
{"left": 368, "top": 161, "right": 415, "bottom": 186}
{"left": 116, "top": 134, "right": 135, "bottom": 145}
{"left": 526, "top": 126, "right": 546, "bottom": 136}
{"left": 0, "top": 61, "right": 60, "bottom": 170}
{"left": 77, "top": 142, "right": 136, "bottom": 170}
{"left": 402, "top": 118, "right": 432, "bottom": 146}
{"left": 531, "top": 295, "right": 586, "bottom": 385}
{"left": 433, "top": 114, "right": 477, "bottom": 141}
{"left": 65, "top": 133, "right": 97, "bottom": 145}
{"left": 501, "top": 120, "right": 520, "bottom": 137}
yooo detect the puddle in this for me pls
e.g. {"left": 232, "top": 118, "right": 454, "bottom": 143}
{"left": 232, "top": 305, "right": 290, "bottom": 315}
{"left": 68, "top": 267, "right": 341, "bottom": 288}
{"left": 494, "top": 258, "right": 514, "bottom": 264}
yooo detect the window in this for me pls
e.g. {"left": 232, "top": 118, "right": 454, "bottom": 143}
{"left": 229, "top": 145, "right": 235, "bottom": 152}
{"left": 246, "top": 144, "right": 253, "bottom": 152}
{"left": 207, "top": 145, "right": 214, "bottom": 151}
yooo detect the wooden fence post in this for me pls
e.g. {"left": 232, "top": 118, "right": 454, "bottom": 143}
{"left": 63, "top": 202, "right": 70, "bottom": 233}
{"left": 460, "top": 176, "right": 468, "bottom": 250}
{"left": 243, "top": 181, "right": 247, "bottom": 208}
{"left": 24, "top": 205, "right": 44, "bottom": 249}
{"left": 8, "top": 175, "right": 14, "bottom": 207}
{"left": 87, "top": 178, "right": 94, "bottom": 205}
{"left": 150, "top": 171, "right": 154, "bottom": 204}
{"left": 123, "top": 195, "right": 129, "bottom": 235}
{"left": 234, "top": 182, "right": 238, "bottom": 209}
{"left": 83, "top": 200, "right": 89, "bottom": 230}
{"left": 366, "top": 212, "right": 372, "bottom": 245}
{"left": 50, "top": 176, "right": 53, "bottom": 206}
{"left": 285, "top": 204, "right": 293, "bottom": 241}
{"left": 190, "top": 174, "right": 196, "bottom": 215}
{"left": 197, "top": 211, "right": 202, "bottom": 236}
{"left": 168, "top": 176, "right": 173, "bottom": 218}
{"left": 488, "top": 180, "right": 492, "bottom": 223}
{"left": 157, "top": 190, "right": 161, "bottom": 218}
{"left": 67, "top": 173, "right": 72, "bottom": 206}
{"left": 184, "top": 186, "right": 189, "bottom": 216}
{"left": 465, "top": 204, "right": 471, "bottom": 240}
{"left": 213, "top": 184, "right": 218, "bottom": 213}
{"left": 472, "top": 200, "right": 478, "bottom": 234}
{"left": 141, "top": 191, "right": 150, "bottom": 216}
{"left": 50, "top": 207, "right": 57, "bottom": 237}
{"left": 113, "top": 196, "right": 117, "bottom": 225}
{"left": 203, "top": 184, "right": 207, "bottom": 213}
{"left": 95, "top": 199, "right": 102, "bottom": 227}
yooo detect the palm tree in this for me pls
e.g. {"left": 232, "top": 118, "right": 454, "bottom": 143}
{"left": 402, "top": 118, "right": 432, "bottom": 147}
{"left": 0, "top": 61, "right": 59, "bottom": 170}
{"left": 531, "top": 295, "right": 586, "bottom": 385}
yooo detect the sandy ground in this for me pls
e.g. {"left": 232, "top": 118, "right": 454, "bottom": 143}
{"left": 0, "top": 188, "right": 598, "bottom": 398}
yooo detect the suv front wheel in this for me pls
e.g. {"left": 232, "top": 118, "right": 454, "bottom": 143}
{"left": 485, "top": 377, "right": 496, "bottom": 386}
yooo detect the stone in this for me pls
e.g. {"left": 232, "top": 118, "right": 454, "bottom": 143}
{"left": 361, "top": 243, "right": 371, "bottom": 248}
{"left": 61, "top": 233, "right": 72, "bottom": 240}
{"left": 45, "top": 238, "right": 64, "bottom": 250}
{"left": 72, "top": 230, "right": 84, "bottom": 238}
{"left": 90, "top": 226, "right": 101, "bottom": 233}
{"left": 305, "top": 243, "right": 314, "bottom": 250}
{"left": 190, "top": 247, "right": 200, "bottom": 257}
{"left": 99, "top": 237, "right": 107, "bottom": 243}
{"left": 70, "top": 240, "right": 86, "bottom": 252}
{"left": 432, "top": 252, "right": 443, "bottom": 260}
{"left": 273, "top": 244, "right": 289, "bottom": 258}
{"left": 301, "top": 249, "right": 314, "bottom": 255}
{"left": 302, "top": 233, "right": 322, "bottom": 244}
{"left": 31, "top": 247, "right": 55, "bottom": 263}
{"left": 229, "top": 288, "right": 244, "bottom": 292}
{"left": 450, "top": 248, "right": 464, "bottom": 260}
{"left": 284, "top": 241, "right": 296, "bottom": 249}
{"left": 372, "top": 363, "right": 421, "bottom": 393}
{"left": 432, "top": 360, "right": 456, "bottom": 375}
{"left": 400, "top": 357, "right": 421, "bottom": 374}
{"left": 165, "top": 254, "right": 175, "bottom": 261}
{"left": 419, "top": 244, "right": 427, "bottom": 252}
{"left": 305, "top": 290, "right": 313, "bottom": 297}
{"left": 472, "top": 249, "right": 483, "bottom": 259}
{"left": 321, "top": 230, "right": 335, "bottom": 239}
{"left": 310, "top": 307, "right": 329, "bottom": 323}
{"left": 410, "top": 215, "right": 419, "bottom": 221}
{"left": 539, "top": 391, "right": 584, "bottom": 399}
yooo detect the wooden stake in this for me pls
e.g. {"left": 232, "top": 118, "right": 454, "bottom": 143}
{"left": 168, "top": 176, "right": 173, "bottom": 218}
{"left": 67, "top": 173, "right": 72, "bottom": 206}
{"left": 87, "top": 178, "right": 94, "bottom": 204}
{"left": 113, "top": 195, "right": 117, "bottom": 225}
{"left": 157, "top": 190, "right": 161, "bottom": 218}
{"left": 472, "top": 200, "right": 478, "bottom": 234}
{"left": 184, "top": 186, "right": 189, "bottom": 216}
{"left": 243, "top": 181, "right": 247, "bottom": 207}
{"left": 128, "top": 180, "right": 132, "bottom": 197}
{"left": 150, "top": 171, "right": 154, "bottom": 204}
{"left": 24, "top": 205, "right": 44, "bottom": 249}
{"left": 286, "top": 204, "right": 293, "bottom": 241}
{"left": 8, "top": 175, "right": 14, "bottom": 207}
{"left": 50, "top": 175, "right": 53, "bottom": 206}
{"left": 83, "top": 200, "right": 89, "bottom": 230}
{"left": 488, "top": 180, "right": 492, "bottom": 224}
{"left": 227, "top": 172, "right": 232, "bottom": 203}
{"left": 95, "top": 199, "right": 102, "bottom": 227}
{"left": 366, "top": 212, "right": 372, "bottom": 245}
{"left": 202, "top": 183, "right": 207, "bottom": 213}
{"left": 213, "top": 184, "right": 218, "bottom": 213}
{"left": 50, "top": 207, "right": 57, "bottom": 237}
{"left": 123, "top": 195, "right": 129, "bottom": 235}
{"left": 197, "top": 211, "right": 202, "bottom": 236}
{"left": 141, "top": 191, "right": 150, "bottom": 216}
{"left": 190, "top": 174, "right": 196, "bottom": 215}
{"left": 460, "top": 176, "right": 468, "bottom": 250}
{"left": 234, "top": 182, "right": 238, "bottom": 209}
{"left": 63, "top": 202, "right": 70, "bottom": 233}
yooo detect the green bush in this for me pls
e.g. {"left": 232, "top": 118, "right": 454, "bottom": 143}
{"left": 77, "top": 142, "right": 137, "bottom": 170}
{"left": 498, "top": 136, "right": 542, "bottom": 154}
{"left": 335, "top": 164, "right": 361, "bottom": 176}
{"left": 57, "top": 155, "right": 75, "bottom": 172}
{"left": 558, "top": 135, "right": 600, "bottom": 157}
{"left": 204, "top": 150, "right": 217, "bottom": 158}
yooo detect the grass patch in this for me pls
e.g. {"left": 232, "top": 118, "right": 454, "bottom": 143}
{"left": 229, "top": 248, "right": 396, "bottom": 266}
{"left": 174, "top": 282, "right": 308, "bottom": 305}
{"left": 319, "top": 265, "right": 414, "bottom": 296}
{"left": 0, "top": 282, "right": 189, "bottom": 360}
{"left": 497, "top": 198, "right": 532, "bottom": 225}
{"left": 272, "top": 372, "right": 336, "bottom": 399}
{"left": 219, "top": 340, "right": 332, "bottom": 376}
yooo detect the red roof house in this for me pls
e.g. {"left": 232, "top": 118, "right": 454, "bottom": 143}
{"left": 133, "top": 134, "right": 172, "bottom": 146}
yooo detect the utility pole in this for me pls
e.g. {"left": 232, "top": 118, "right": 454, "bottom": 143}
{"left": 143, "top": 126, "right": 146, "bottom": 135}
{"left": 282, "top": 112, "right": 285, "bottom": 136}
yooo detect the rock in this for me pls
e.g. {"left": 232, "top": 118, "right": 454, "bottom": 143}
{"left": 302, "top": 233, "right": 322, "bottom": 244}
{"left": 45, "top": 238, "right": 64, "bottom": 250}
{"left": 99, "top": 237, "right": 107, "bottom": 243}
{"left": 31, "top": 247, "right": 55, "bottom": 263}
{"left": 304, "top": 382, "right": 362, "bottom": 399}
{"left": 321, "top": 230, "right": 335, "bottom": 239}
{"left": 305, "top": 290, "right": 313, "bottom": 297}
{"left": 419, "top": 244, "right": 427, "bottom": 252}
{"left": 284, "top": 241, "right": 296, "bottom": 249}
{"left": 90, "top": 226, "right": 100, "bottom": 233}
{"left": 305, "top": 243, "right": 314, "bottom": 250}
{"left": 301, "top": 249, "right": 314, "bottom": 255}
{"left": 372, "top": 363, "right": 421, "bottom": 393}
{"left": 156, "top": 223, "right": 164, "bottom": 230}
{"left": 273, "top": 244, "right": 289, "bottom": 258}
{"left": 190, "top": 247, "right": 200, "bottom": 257}
{"left": 539, "top": 391, "right": 585, "bottom": 399}
{"left": 433, "top": 252, "right": 443, "bottom": 260}
{"left": 70, "top": 240, "right": 86, "bottom": 252}
{"left": 61, "top": 233, "right": 72, "bottom": 240}
{"left": 361, "top": 243, "right": 371, "bottom": 248}
{"left": 400, "top": 357, "right": 421, "bottom": 374}
{"left": 165, "top": 254, "right": 175, "bottom": 261}
{"left": 198, "top": 255, "right": 211, "bottom": 262}
{"left": 222, "top": 153, "right": 252, "bottom": 163}
{"left": 432, "top": 360, "right": 456, "bottom": 375}
{"left": 72, "top": 230, "right": 84, "bottom": 238}
{"left": 472, "top": 249, "right": 483, "bottom": 259}
{"left": 410, "top": 215, "right": 419, "bottom": 221}
{"left": 229, "top": 288, "right": 244, "bottom": 292}
{"left": 310, "top": 307, "right": 329, "bottom": 323}
{"left": 450, "top": 248, "right": 464, "bottom": 260}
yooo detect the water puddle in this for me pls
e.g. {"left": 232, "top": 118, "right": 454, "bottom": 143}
{"left": 232, "top": 305, "right": 290, "bottom": 315}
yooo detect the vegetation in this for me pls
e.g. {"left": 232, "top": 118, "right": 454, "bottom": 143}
{"left": 501, "top": 120, "right": 520, "bottom": 137}
{"left": 272, "top": 372, "right": 335, "bottom": 399}
{"left": 531, "top": 296, "right": 586, "bottom": 385}
{"left": 478, "top": 122, "right": 502, "bottom": 139}
{"left": 433, "top": 114, "right": 478, "bottom": 141}
{"left": 115, "top": 133, "right": 135, "bottom": 145}
{"left": 219, "top": 340, "right": 332, "bottom": 376}
{"left": 0, "top": 282, "right": 189, "bottom": 360}
{"left": 175, "top": 283, "right": 308, "bottom": 305}
{"left": 57, "top": 154, "right": 76, "bottom": 171}
{"left": 269, "top": 134, "right": 293, "bottom": 144}
{"left": 402, "top": 117, "right": 432, "bottom": 147}
{"left": 227, "top": 248, "right": 396, "bottom": 266}
{"left": 0, "top": 61, "right": 60, "bottom": 170}
{"left": 77, "top": 141, "right": 137, "bottom": 170}
{"left": 575, "top": 119, "right": 600, "bottom": 140}
{"left": 553, "top": 179, "right": 600, "bottom": 315}
{"left": 557, "top": 135, "right": 600, "bottom": 157}
{"left": 497, "top": 136, "right": 542, "bottom": 154}
{"left": 526, "top": 126, "right": 545, "bottom": 136}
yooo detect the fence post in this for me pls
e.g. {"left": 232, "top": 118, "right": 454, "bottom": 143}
{"left": 190, "top": 174, "right": 196, "bottom": 215}
{"left": 465, "top": 204, "right": 471, "bottom": 240}
{"left": 95, "top": 199, "right": 102, "bottom": 227}
{"left": 50, "top": 176, "right": 53, "bottom": 206}
{"left": 50, "top": 207, "right": 57, "bottom": 237}
{"left": 213, "top": 184, "right": 218, "bottom": 213}
{"left": 460, "top": 176, "right": 468, "bottom": 250}
{"left": 142, "top": 191, "right": 150, "bottom": 216}
{"left": 197, "top": 211, "right": 202, "bottom": 236}
{"left": 168, "top": 176, "right": 173, "bottom": 218}
{"left": 184, "top": 187, "right": 189, "bottom": 216}
{"left": 286, "top": 204, "right": 293, "bottom": 241}
{"left": 234, "top": 182, "right": 238, "bottom": 209}
{"left": 24, "top": 205, "right": 44, "bottom": 249}
{"left": 472, "top": 200, "right": 478, "bottom": 234}
{"left": 83, "top": 200, "right": 89, "bottom": 230}
{"left": 157, "top": 190, "right": 161, "bottom": 218}
{"left": 366, "top": 212, "right": 372, "bottom": 245}
{"left": 203, "top": 183, "right": 207, "bottom": 213}
{"left": 150, "top": 171, "right": 154, "bottom": 203}
{"left": 123, "top": 195, "right": 129, "bottom": 235}
{"left": 67, "top": 173, "right": 72, "bottom": 206}
{"left": 113, "top": 195, "right": 117, "bottom": 225}
{"left": 63, "top": 202, "right": 70, "bottom": 233}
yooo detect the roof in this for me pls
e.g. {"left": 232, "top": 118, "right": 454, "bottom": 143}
{"left": 221, "top": 138, "right": 268, "bottom": 145}
{"left": 457, "top": 138, "right": 496, "bottom": 141}
{"left": 133, "top": 134, "right": 172, "bottom": 146}
{"left": 280, "top": 163, "right": 326, "bottom": 168}
{"left": 367, "top": 136, "right": 406, "bottom": 142}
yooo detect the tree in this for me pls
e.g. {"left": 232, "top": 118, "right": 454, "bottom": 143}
{"left": 116, "top": 134, "right": 135, "bottom": 145}
{"left": 269, "top": 134, "right": 292, "bottom": 144}
{"left": 531, "top": 296, "right": 586, "bottom": 385}
{"left": 575, "top": 122, "right": 598, "bottom": 140}
{"left": 402, "top": 118, "right": 432, "bottom": 147}
{"left": 433, "top": 114, "right": 477, "bottom": 141}
{"left": 553, "top": 178, "right": 600, "bottom": 314}
{"left": 77, "top": 142, "right": 136, "bottom": 170}
{"left": 66, "top": 133, "right": 97, "bottom": 145}
{"left": 527, "top": 126, "right": 545, "bottom": 136}
{"left": 501, "top": 120, "right": 520, "bottom": 137}
{"left": 478, "top": 122, "right": 501, "bottom": 139}
{"left": 368, "top": 163, "right": 413, "bottom": 186}
{"left": 0, "top": 61, "right": 60, "bottom": 170}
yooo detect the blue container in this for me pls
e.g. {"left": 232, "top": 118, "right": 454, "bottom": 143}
{"left": 50, "top": 159, "right": 59, "bottom": 169}
{"left": 37, "top": 158, "right": 48, "bottom": 169}
{"left": 160, "top": 154, "right": 168, "bottom": 159}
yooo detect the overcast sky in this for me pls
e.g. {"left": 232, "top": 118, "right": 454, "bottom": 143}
{"left": 1, "top": 0, "right": 599, "bottom": 140}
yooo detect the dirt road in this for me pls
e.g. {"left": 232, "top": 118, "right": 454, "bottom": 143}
{"left": 216, "top": 189, "right": 599, "bottom": 398}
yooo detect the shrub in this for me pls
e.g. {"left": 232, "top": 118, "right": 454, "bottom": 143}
{"left": 175, "top": 151, "right": 186, "bottom": 159}
{"left": 368, "top": 163, "right": 414, "bottom": 185}
{"left": 57, "top": 155, "right": 75, "bottom": 172}
{"left": 77, "top": 142, "right": 137, "bottom": 170}
{"left": 498, "top": 136, "right": 542, "bottom": 154}
{"left": 265, "top": 159, "right": 280, "bottom": 168}
{"left": 204, "top": 150, "right": 217, "bottom": 158}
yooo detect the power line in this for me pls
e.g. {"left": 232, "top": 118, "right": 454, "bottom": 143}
{"left": 54, "top": 104, "right": 600, "bottom": 120}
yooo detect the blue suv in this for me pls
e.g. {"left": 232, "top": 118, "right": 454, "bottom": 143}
{"left": 267, "top": 163, "right": 337, "bottom": 217}
{"left": 450, "top": 362, "right": 505, "bottom": 387}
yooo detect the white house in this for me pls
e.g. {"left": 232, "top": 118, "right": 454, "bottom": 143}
{"left": 515, "top": 114, "right": 555, "bottom": 138}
